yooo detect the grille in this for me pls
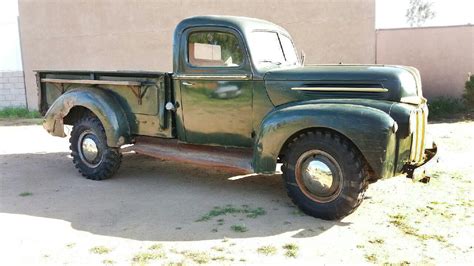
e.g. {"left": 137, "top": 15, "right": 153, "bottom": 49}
{"left": 410, "top": 105, "right": 428, "bottom": 164}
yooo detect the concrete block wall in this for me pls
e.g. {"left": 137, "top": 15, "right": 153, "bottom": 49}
{"left": 0, "top": 71, "right": 27, "bottom": 108}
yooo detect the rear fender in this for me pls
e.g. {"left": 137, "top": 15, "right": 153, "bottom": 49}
{"left": 43, "top": 87, "right": 131, "bottom": 147}
{"left": 253, "top": 103, "right": 397, "bottom": 179}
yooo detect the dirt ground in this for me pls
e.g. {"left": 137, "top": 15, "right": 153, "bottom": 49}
{"left": 0, "top": 119, "right": 473, "bottom": 265}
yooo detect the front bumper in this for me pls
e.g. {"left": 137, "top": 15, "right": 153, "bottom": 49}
{"left": 404, "top": 142, "right": 438, "bottom": 183}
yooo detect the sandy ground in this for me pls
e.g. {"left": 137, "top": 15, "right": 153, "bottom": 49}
{"left": 0, "top": 120, "right": 473, "bottom": 265}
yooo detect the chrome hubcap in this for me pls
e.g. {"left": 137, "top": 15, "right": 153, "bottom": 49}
{"left": 78, "top": 131, "right": 101, "bottom": 167}
{"left": 295, "top": 150, "right": 343, "bottom": 203}
{"left": 82, "top": 137, "right": 99, "bottom": 162}
{"left": 301, "top": 159, "right": 334, "bottom": 196}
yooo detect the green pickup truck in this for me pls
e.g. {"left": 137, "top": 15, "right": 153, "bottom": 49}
{"left": 37, "top": 15, "right": 436, "bottom": 220}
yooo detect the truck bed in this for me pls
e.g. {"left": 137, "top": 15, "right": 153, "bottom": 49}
{"left": 37, "top": 70, "right": 174, "bottom": 138}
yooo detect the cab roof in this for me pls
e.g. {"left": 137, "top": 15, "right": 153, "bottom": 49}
{"left": 174, "top": 15, "right": 288, "bottom": 36}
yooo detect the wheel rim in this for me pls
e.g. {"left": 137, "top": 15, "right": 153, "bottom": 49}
{"left": 295, "top": 150, "right": 343, "bottom": 203}
{"left": 78, "top": 130, "right": 102, "bottom": 168}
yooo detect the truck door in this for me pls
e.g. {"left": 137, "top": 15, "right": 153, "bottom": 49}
{"left": 176, "top": 29, "right": 253, "bottom": 147}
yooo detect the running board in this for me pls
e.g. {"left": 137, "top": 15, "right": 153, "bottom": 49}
{"left": 122, "top": 137, "right": 254, "bottom": 174}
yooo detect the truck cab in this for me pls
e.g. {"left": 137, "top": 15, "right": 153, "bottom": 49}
{"left": 37, "top": 16, "right": 436, "bottom": 220}
{"left": 172, "top": 16, "right": 301, "bottom": 148}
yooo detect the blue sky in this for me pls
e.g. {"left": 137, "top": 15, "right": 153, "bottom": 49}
{"left": 1, "top": 0, "right": 473, "bottom": 71}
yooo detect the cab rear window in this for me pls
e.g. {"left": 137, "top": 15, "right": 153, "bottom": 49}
{"left": 188, "top": 31, "right": 243, "bottom": 67}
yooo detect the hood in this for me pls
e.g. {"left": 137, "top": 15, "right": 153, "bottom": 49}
{"left": 263, "top": 64, "right": 422, "bottom": 106}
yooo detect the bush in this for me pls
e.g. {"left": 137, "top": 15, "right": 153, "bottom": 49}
{"left": 463, "top": 74, "right": 474, "bottom": 108}
{"left": 0, "top": 107, "right": 41, "bottom": 118}
{"left": 428, "top": 97, "right": 466, "bottom": 119}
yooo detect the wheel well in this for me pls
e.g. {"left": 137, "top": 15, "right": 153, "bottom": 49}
{"left": 63, "top": 106, "right": 94, "bottom": 125}
{"left": 278, "top": 127, "right": 377, "bottom": 181}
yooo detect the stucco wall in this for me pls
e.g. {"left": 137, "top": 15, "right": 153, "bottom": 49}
{"left": 19, "top": 0, "right": 376, "bottom": 110}
{"left": 0, "top": 71, "right": 26, "bottom": 108}
{"left": 376, "top": 25, "right": 474, "bottom": 99}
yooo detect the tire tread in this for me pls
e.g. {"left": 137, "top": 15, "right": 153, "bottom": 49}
{"left": 69, "top": 115, "right": 121, "bottom": 180}
{"left": 281, "top": 130, "right": 369, "bottom": 220}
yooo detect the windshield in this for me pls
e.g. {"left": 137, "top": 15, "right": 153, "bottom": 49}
{"left": 248, "top": 31, "right": 299, "bottom": 67}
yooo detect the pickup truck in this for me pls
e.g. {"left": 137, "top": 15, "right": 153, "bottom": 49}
{"left": 37, "top": 15, "right": 436, "bottom": 220}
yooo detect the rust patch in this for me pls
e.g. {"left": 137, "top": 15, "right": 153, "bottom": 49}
{"left": 123, "top": 137, "right": 254, "bottom": 174}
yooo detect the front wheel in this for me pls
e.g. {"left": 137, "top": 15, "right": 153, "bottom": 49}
{"left": 70, "top": 115, "right": 122, "bottom": 180}
{"left": 281, "top": 131, "right": 369, "bottom": 220}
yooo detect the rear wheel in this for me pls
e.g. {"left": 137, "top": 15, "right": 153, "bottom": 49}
{"left": 70, "top": 115, "right": 121, "bottom": 180}
{"left": 281, "top": 131, "right": 369, "bottom": 220}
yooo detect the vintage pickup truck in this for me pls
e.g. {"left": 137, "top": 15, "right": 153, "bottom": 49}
{"left": 37, "top": 16, "right": 436, "bottom": 220}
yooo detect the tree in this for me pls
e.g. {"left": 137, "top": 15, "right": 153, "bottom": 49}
{"left": 405, "top": 0, "right": 436, "bottom": 27}
{"left": 463, "top": 74, "right": 474, "bottom": 108}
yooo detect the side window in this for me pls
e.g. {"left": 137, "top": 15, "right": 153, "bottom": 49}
{"left": 188, "top": 31, "right": 243, "bottom": 67}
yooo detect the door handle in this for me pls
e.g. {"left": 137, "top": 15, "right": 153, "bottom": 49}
{"left": 182, "top": 81, "right": 194, "bottom": 86}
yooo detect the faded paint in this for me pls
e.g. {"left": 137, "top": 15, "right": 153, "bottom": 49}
{"left": 43, "top": 87, "right": 132, "bottom": 147}
{"left": 18, "top": 0, "right": 375, "bottom": 110}
{"left": 252, "top": 99, "right": 417, "bottom": 179}
{"left": 376, "top": 25, "right": 474, "bottom": 99}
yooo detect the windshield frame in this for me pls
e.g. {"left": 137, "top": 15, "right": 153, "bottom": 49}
{"left": 247, "top": 29, "right": 300, "bottom": 70}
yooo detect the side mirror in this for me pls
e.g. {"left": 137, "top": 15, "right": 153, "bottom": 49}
{"left": 300, "top": 50, "right": 306, "bottom": 66}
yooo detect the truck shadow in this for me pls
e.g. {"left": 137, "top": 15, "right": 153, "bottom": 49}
{"left": 0, "top": 152, "right": 350, "bottom": 241}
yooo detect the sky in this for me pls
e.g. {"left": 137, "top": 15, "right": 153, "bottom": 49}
{"left": 0, "top": 0, "right": 21, "bottom": 71}
{"left": 0, "top": 0, "right": 473, "bottom": 71}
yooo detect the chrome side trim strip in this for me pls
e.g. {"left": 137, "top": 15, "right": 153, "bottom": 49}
{"left": 291, "top": 87, "right": 388, "bottom": 93}
{"left": 173, "top": 74, "right": 250, "bottom": 80}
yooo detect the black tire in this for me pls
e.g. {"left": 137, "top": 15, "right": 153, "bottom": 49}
{"left": 281, "top": 130, "right": 369, "bottom": 220}
{"left": 69, "top": 115, "right": 122, "bottom": 180}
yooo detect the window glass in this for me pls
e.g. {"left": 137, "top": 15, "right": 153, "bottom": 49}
{"left": 248, "top": 31, "right": 285, "bottom": 65}
{"left": 188, "top": 31, "right": 243, "bottom": 67}
{"left": 248, "top": 31, "right": 299, "bottom": 67}
{"left": 279, "top": 35, "right": 299, "bottom": 65}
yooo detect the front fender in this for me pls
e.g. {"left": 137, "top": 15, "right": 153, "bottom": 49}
{"left": 253, "top": 103, "right": 398, "bottom": 179}
{"left": 43, "top": 87, "right": 131, "bottom": 147}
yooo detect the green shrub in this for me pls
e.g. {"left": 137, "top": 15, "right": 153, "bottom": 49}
{"left": 463, "top": 74, "right": 474, "bottom": 107}
{"left": 428, "top": 97, "right": 466, "bottom": 119}
{"left": 0, "top": 107, "right": 41, "bottom": 118}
